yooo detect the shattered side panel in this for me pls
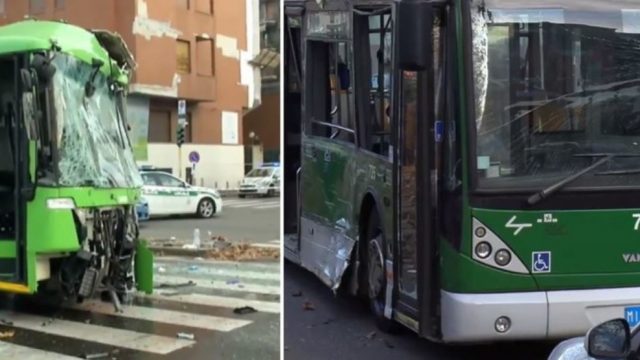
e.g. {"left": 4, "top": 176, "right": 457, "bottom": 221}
{"left": 300, "top": 216, "right": 355, "bottom": 291}
{"left": 52, "top": 54, "right": 143, "bottom": 189}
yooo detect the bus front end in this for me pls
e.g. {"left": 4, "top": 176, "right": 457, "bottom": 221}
{"left": 444, "top": 0, "right": 640, "bottom": 342}
{"left": 0, "top": 20, "right": 149, "bottom": 303}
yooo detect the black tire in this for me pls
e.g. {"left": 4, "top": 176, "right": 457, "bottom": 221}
{"left": 239, "top": 194, "right": 246, "bottom": 198}
{"left": 197, "top": 198, "right": 216, "bottom": 218}
{"left": 364, "top": 209, "right": 399, "bottom": 333}
{"left": 266, "top": 184, "right": 275, "bottom": 197}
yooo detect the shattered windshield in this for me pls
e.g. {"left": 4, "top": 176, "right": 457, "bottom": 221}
{"left": 52, "top": 54, "right": 142, "bottom": 188}
{"left": 472, "top": 0, "right": 640, "bottom": 190}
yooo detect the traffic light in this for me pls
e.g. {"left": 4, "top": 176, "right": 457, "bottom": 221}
{"left": 177, "top": 123, "right": 185, "bottom": 147}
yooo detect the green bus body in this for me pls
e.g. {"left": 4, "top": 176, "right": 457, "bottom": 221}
{"left": 284, "top": 0, "right": 640, "bottom": 343}
{"left": 0, "top": 20, "right": 149, "bottom": 300}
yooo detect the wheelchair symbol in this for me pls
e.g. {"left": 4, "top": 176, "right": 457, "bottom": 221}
{"left": 532, "top": 252, "right": 551, "bottom": 273}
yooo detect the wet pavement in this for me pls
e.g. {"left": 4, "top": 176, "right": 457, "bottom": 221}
{"left": 0, "top": 257, "right": 280, "bottom": 359}
{"left": 284, "top": 261, "right": 556, "bottom": 360}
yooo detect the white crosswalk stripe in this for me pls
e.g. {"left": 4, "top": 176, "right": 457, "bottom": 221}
{"left": 222, "top": 199, "right": 279, "bottom": 210}
{"left": 0, "top": 258, "right": 280, "bottom": 358}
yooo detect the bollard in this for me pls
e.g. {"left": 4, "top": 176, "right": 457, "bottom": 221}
{"left": 193, "top": 228, "right": 201, "bottom": 249}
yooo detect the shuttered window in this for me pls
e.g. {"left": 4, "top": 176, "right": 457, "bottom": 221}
{"left": 176, "top": 40, "right": 191, "bottom": 74}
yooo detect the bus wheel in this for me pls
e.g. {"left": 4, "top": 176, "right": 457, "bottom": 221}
{"left": 365, "top": 210, "right": 398, "bottom": 333}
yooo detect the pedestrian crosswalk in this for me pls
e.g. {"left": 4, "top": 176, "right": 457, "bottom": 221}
{"left": 0, "top": 257, "right": 280, "bottom": 359}
{"left": 223, "top": 198, "right": 280, "bottom": 210}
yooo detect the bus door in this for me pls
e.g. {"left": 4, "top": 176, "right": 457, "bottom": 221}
{"left": 284, "top": 7, "right": 303, "bottom": 254}
{"left": 394, "top": 4, "right": 444, "bottom": 337}
{"left": 0, "top": 56, "right": 35, "bottom": 290}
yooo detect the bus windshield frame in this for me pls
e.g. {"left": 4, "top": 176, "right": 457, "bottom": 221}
{"left": 469, "top": 0, "right": 640, "bottom": 193}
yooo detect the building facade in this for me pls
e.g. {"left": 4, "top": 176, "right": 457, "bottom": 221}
{"left": 0, "top": 0, "right": 262, "bottom": 189}
{"left": 243, "top": 0, "right": 280, "bottom": 172}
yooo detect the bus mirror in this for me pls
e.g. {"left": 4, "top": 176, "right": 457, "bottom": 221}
{"left": 397, "top": 0, "right": 432, "bottom": 71}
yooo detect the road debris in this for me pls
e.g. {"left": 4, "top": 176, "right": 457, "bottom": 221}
{"left": 233, "top": 306, "right": 257, "bottom": 315}
{"left": 303, "top": 301, "right": 315, "bottom": 311}
{"left": 291, "top": 291, "right": 302, "bottom": 297}
{"left": 0, "top": 330, "right": 14, "bottom": 339}
{"left": 83, "top": 352, "right": 109, "bottom": 359}
{"left": 365, "top": 331, "right": 377, "bottom": 340}
{"left": 383, "top": 339, "right": 395, "bottom": 349}
{"left": 177, "top": 332, "right": 195, "bottom": 340}
{"left": 155, "top": 280, "right": 196, "bottom": 289}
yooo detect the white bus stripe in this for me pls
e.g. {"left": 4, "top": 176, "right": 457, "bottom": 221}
{"left": 155, "top": 275, "right": 280, "bottom": 295}
{"left": 72, "top": 301, "right": 252, "bottom": 332}
{"left": 142, "top": 293, "right": 280, "bottom": 314}
{"left": 0, "top": 341, "right": 80, "bottom": 359}
{"left": 0, "top": 311, "right": 194, "bottom": 354}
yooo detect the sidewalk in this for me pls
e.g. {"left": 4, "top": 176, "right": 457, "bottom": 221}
{"left": 146, "top": 237, "right": 280, "bottom": 262}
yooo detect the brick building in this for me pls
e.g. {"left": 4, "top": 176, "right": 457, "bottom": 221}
{"left": 0, "top": 0, "right": 263, "bottom": 189}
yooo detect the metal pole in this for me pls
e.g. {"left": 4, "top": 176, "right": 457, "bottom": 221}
{"left": 178, "top": 145, "right": 183, "bottom": 179}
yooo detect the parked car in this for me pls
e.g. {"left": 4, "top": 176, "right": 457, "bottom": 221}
{"left": 239, "top": 163, "right": 281, "bottom": 198}
{"left": 136, "top": 197, "right": 150, "bottom": 222}
{"left": 140, "top": 170, "right": 223, "bottom": 218}
{"left": 548, "top": 318, "right": 638, "bottom": 359}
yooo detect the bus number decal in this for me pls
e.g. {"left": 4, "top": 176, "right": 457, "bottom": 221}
{"left": 634, "top": 214, "right": 640, "bottom": 231}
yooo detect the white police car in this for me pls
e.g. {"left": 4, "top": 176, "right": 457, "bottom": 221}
{"left": 140, "top": 170, "right": 223, "bottom": 218}
{"left": 239, "top": 163, "right": 281, "bottom": 198}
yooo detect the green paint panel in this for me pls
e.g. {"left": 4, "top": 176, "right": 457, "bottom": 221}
{"left": 0, "top": 20, "right": 127, "bottom": 83}
{"left": 471, "top": 208, "right": 640, "bottom": 291}
{"left": 0, "top": 242, "right": 16, "bottom": 258}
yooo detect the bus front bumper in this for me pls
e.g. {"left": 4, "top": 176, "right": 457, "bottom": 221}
{"left": 441, "top": 287, "right": 640, "bottom": 343}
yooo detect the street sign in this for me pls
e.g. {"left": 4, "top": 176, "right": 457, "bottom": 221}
{"left": 178, "top": 99, "right": 186, "bottom": 117}
{"left": 189, "top": 151, "right": 200, "bottom": 164}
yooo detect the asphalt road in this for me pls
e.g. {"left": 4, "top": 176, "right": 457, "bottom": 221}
{"left": 140, "top": 197, "right": 280, "bottom": 245}
{"left": 284, "top": 261, "right": 557, "bottom": 360}
{"left": 0, "top": 257, "right": 280, "bottom": 359}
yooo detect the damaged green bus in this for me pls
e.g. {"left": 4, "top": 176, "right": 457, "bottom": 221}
{"left": 0, "top": 19, "right": 147, "bottom": 307}
{"left": 285, "top": 0, "right": 640, "bottom": 343}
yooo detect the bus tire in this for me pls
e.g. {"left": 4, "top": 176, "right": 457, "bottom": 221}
{"left": 364, "top": 209, "right": 399, "bottom": 333}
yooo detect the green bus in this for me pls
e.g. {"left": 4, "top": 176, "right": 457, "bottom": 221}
{"left": 284, "top": 0, "right": 640, "bottom": 343}
{"left": 0, "top": 20, "right": 148, "bottom": 307}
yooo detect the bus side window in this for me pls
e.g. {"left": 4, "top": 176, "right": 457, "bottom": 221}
{"left": 354, "top": 10, "right": 393, "bottom": 156}
{"left": 306, "top": 40, "right": 355, "bottom": 142}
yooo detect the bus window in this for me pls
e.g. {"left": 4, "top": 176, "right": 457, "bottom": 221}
{"left": 306, "top": 40, "right": 355, "bottom": 142}
{"left": 354, "top": 10, "right": 392, "bottom": 156}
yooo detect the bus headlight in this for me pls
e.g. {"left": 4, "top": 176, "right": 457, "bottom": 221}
{"left": 495, "top": 249, "right": 512, "bottom": 266}
{"left": 475, "top": 242, "right": 492, "bottom": 259}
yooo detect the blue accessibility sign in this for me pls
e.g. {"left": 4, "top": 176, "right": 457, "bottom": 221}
{"left": 188, "top": 151, "right": 200, "bottom": 164}
{"left": 532, "top": 252, "right": 551, "bottom": 273}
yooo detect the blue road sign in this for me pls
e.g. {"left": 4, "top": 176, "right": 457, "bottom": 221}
{"left": 188, "top": 151, "right": 200, "bottom": 164}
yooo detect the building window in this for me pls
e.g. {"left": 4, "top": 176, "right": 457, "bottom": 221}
{"left": 196, "top": 37, "right": 214, "bottom": 76}
{"left": 176, "top": 40, "right": 191, "bottom": 74}
{"left": 0, "top": 0, "right": 5, "bottom": 15}
{"left": 149, "top": 110, "right": 172, "bottom": 143}
{"left": 55, "top": 0, "right": 65, "bottom": 10}
{"left": 195, "top": 0, "right": 213, "bottom": 14}
{"left": 29, "top": 0, "right": 45, "bottom": 14}
{"left": 177, "top": 0, "right": 189, "bottom": 10}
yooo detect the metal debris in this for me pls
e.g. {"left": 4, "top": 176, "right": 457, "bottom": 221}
{"left": 177, "top": 332, "right": 195, "bottom": 340}
{"left": 233, "top": 306, "right": 257, "bottom": 315}
{"left": 303, "top": 301, "right": 315, "bottom": 311}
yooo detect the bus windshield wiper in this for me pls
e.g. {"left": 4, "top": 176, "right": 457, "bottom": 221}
{"left": 527, "top": 155, "right": 614, "bottom": 205}
{"left": 528, "top": 153, "right": 640, "bottom": 205}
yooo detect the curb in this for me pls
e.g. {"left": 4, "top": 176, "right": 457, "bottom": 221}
{"left": 148, "top": 242, "right": 280, "bottom": 262}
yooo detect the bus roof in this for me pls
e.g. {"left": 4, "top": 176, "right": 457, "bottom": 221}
{"left": 0, "top": 20, "right": 133, "bottom": 83}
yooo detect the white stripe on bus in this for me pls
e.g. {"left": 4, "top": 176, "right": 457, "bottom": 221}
{"left": 142, "top": 293, "right": 280, "bottom": 314}
{"left": 154, "top": 275, "right": 280, "bottom": 295}
{"left": 0, "top": 341, "right": 81, "bottom": 359}
{"left": 72, "top": 300, "right": 251, "bottom": 332}
{"left": 0, "top": 311, "right": 194, "bottom": 354}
